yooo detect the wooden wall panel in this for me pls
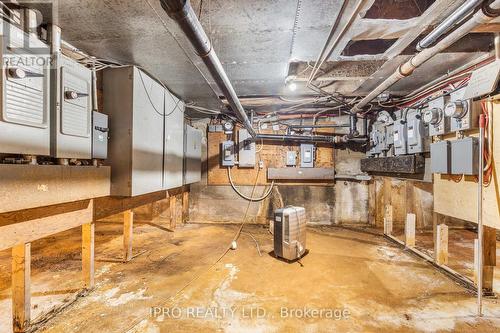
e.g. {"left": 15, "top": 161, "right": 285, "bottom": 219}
{"left": 207, "top": 131, "right": 335, "bottom": 186}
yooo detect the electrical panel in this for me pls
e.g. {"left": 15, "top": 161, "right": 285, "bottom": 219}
{"left": 367, "top": 112, "right": 393, "bottom": 157}
{"left": 92, "top": 111, "right": 108, "bottom": 159}
{"left": 445, "top": 88, "right": 481, "bottom": 132}
{"left": 221, "top": 141, "right": 235, "bottom": 166}
{"left": 393, "top": 119, "right": 407, "bottom": 156}
{"left": 286, "top": 151, "right": 297, "bottom": 166}
{"left": 164, "top": 90, "right": 185, "bottom": 190}
{"left": 451, "top": 137, "right": 479, "bottom": 175}
{"left": 423, "top": 96, "right": 450, "bottom": 136}
{"left": 238, "top": 128, "right": 255, "bottom": 168}
{"left": 300, "top": 144, "right": 315, "bottom": 168}
{"left": 103, "top": 66, "right": 165, "bottom": 196}
{"left": 0, "top": 22, "right": 51, "bottom": 155}
{"left": 430, "top": 141, "right": 451, "bottom": 174}
{"left": 183, "top": 125, "right": 202, "bottom": 185}
{"left": 51, "top": 55, "right": 93, "bottom": 158}
{"left": 406, "top": 109, "right": 430, "bottom": 154}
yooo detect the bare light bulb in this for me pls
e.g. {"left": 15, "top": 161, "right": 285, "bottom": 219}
{"left": 288, "top": 82, "right": 297, "bottom": 92}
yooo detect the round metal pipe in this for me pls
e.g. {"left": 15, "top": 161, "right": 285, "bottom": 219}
{"left": 255, "top": 134, "right": 335, "bottom": 143}
{"left": 160, "top": 0, "right": 256, "bottom": 137}
{"left": 416, "top": 0, "right": 483, "bottom": 51}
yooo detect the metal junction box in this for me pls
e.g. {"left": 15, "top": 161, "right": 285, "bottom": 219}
{"left": 164, "top": 90, "right": 185, "bottom": 190}
{"left": 406, "top": 109, "right": 430, "bottom": 154}
{"left": 300, "top": 144, "right": 315, "bottom": 168}
{"left": 103, "top": 66, "right": 165, "bottom": 196}
{"left": 221, "top": 140, "right": 235, "bottom": 167}
{"left": 393, "top": 119, "right": 408, "bottom": 156}
{"left": 286, "top": 150, "right": 297, "bottom": 166}
{"left": 92, "top": 111, "right": 108, "bottom": 159}
{"left": 430, "top": 141, "right": 451, "bottom": 174}
{"left": 451, "top": 137, "right": 479, "bottom": 175}
{"left": 51, "top": 55, "right": 92, "bottom": 158}
{"left": 183, "top": 125, "right": 202, "bottom": 185}
{"left": 0, "top": 22, "right": 51, "bottom": 155}
{"left": 238, "top": 128, "right": 255, "bottom": 168}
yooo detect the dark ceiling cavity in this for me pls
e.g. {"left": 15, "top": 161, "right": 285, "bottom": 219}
{"left": 402, "top": 33, "right": 495, "bottom": 54}
{"left": 364, "top": 0, "right": 436, "bottom": 20}
{"left": 341, "top": 39, "right": 398, "bottom": 56}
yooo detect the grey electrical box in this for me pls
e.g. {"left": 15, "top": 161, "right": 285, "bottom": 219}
{"left": 424, "top": 96, "right": 450, "bottom": 136}
{"left": 446, "top": 88, "right": 481, "bottom": 132}
{"left": 406, "top": 109, "right": 430, "bottom": 154}
{"left": 183, "top": 125, "right": 202, "bottom": 185}
{"left": 300, "top": 144, "right": 315, "bottom": 168}
{"left": 393, "top": 119, "right": 407, "bottom": 156}
{"left": 0, "top": 22, "right": 51, "bottom": 155}
{"left": 451, "top": 137, "right": 479, "bottom": 175}
{"left": 238, "top": 128, "right": 255, "bottom": 167}
{"left": 92, "top": 111, "right": 108, "bottom": 159}
{"left": 221, "top": 141, "right": 235, "bottom": 166}
{"left": 286, "top": 151, "right": 297, "bottom": 166}
{"left": 103, "top": 66, "right": 165, "bottom": 196}
{"left": 164, "top": 90, "right": 185, "bottom": 190}
{"left": 51, "top": 55, "right": 93, "bottom": 158}
{"left": 430, "top": 141, "right": 451, "bottom": 174}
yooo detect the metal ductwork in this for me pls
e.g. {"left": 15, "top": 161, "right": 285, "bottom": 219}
{"left": 160, "top": 0, "right": 256, "bottom": 137}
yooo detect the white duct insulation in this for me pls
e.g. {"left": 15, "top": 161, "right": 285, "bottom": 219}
{"left": 352, "top": 0, "right": 500, "bottom": 112}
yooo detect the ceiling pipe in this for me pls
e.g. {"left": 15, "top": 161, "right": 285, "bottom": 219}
{"left": 351, "top": 0, "right": 500, "bottom": 113}
{"left": 255, "top": 133, "right": 335, "bottom": 143}
{"left": 159, "top": 0, "right": 256, "bottom": 137}
{"left": 416, "top": 0, "right": 484, "bottom": 51}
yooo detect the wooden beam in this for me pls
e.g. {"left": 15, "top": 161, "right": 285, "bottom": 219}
{"left": 405, "top": 181, "right": 414, "bottom": 216}
{"left": 436, "top": 224, "right": 449, "bottom": 265}
{"left": 12, "top": 243, "right": 30, "bottom": 333}
{"left": 93, "top": 190, "right": 167, "bottom": 221}
{"left": 169, "top": 195, "right": 177, "bottom": 229}
{"left": 384, "top": 204, "right": 393, "bottom": 236}
{"left": 474, "top": 226, "right": 497, "bottom": 292}
{"left": 123, "top": 210, "right": 134, "bottom": 262}
{"left": 182, "top": 187, "right": 190, "bottom": 224}
{"left": 0, "top": 200, "right": 93, "bottom": 252}
{"left": 405, "top": 213, "right": 416, "bottom": 248}
{"left": 82, "top": 223, "right": 95, "bottom": 289}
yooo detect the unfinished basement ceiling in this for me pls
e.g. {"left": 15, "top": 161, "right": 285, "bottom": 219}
{"left": 54, "top": 0, "right": 497, "bottom": 112}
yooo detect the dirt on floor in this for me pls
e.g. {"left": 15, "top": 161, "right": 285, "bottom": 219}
{"left": 1, "top": 220, "right": 500, "bottom": 333}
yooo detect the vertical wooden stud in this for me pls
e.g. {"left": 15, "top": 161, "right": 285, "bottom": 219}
{"left": 435, "top": 224, "right": 448, "bottom": 265}
{"left": 405, "top": 213, "right": 416, "bottom": 247}
{"left": 384, "top": 204, "right": 393, "bottom": 235}
{"left": 169, "top": 195, "right": 177, "bottom": 229}
{"left": 82, "top": 222, "right": 95, "bottom": 289}
{"left": 475, "top": 226, "right": 497, "bottom": 292}
{"left": 123, "top": 210, "right": 134, "bottom": 262}
{"left": 368, "top": 181, "right": 376, "bottom": 226}
{"left": 182, "top": 187, "right": 190, "bottom": 224}
{"left": 12, "top": 243, "right": 31, "bottom": 333}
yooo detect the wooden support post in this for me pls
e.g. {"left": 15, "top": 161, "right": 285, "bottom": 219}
{"left": 435, "top": 224, "right": 448, "bottom": 265}
{"left": 182, "top": 187, "right": 190, "bottom": 224}
{"left": 12, "top": 243, "right": 30, "bottom": 333}
{"left": 405, "top": 181, "right": 414, "bottom": 216}
{"left": 368, "top": 181, "right": 376, "bottom": 226}
{"left": 169, "top": 195, "right": 177, "bottom": 229}
{"left": 405, "top": 213, "right": 416, "bottom": 247}
{"left": 82, "top": 222, "right": 95, "bottom": 289}
{"left": 474, "top": 226, "right": 497, "bottom": 292}
{"left": 123, "top": 210, "right": 134, "bottom": 262}
{"left": 384, "top": 204, "right": 393, "bottom": 235}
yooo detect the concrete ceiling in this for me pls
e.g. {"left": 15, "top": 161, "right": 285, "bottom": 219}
{"left": 52, "top": 0, "right": 497, "bottom": 114}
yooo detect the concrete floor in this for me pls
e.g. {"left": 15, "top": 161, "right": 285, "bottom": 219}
{"left": 1, "top": 221, "right": 500, "bottom": 332}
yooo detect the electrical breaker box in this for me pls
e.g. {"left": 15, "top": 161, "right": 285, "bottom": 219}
{"left": 300, "top": 144, "right": 315, "bottom": 168}
{"left": 51, "top": 55, "right": 93, "bottom": 158}
{"left": 238, "top": 128, "right": 255, "bottom": 168}
{"left": 221, "top": 141, "right": 235, "bottom": 166}
{"left": 430, "top": 141, "right": 451, "bottom": 174}
{"left": 393, "top": 119, "right": 407, "bottom": 156}
{"left": 0, "top": 22, "right": 51, "bottom": 155}
{"left": 92, "top": 111, "right": 108, "bottom": 159}
{"left": 451, "top": 137, "right": 479, "bottom": 175}
{"left": 286, "top": 151, "right": 297, "bottom": 166}
{"left": 424, "top": 96, "right": 450, "bottom": 136}
{"left": 406, "top": 109, "right": 430, "bottom": 154}
{"left": 103, "top": 66, "right": 165, "bottom": 196}
{"left": 446, "top": 88, "right": 481, "bottom": 132}
{"left": 183, "top": 125, "right": 202, "bottom": 185}
{"left": 164, "top": 90, "right": 185, "bottom": 190}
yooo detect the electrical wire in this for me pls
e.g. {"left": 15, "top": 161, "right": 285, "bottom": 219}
{"left": 227, "top": 166, "right": 275, "bottom": 202}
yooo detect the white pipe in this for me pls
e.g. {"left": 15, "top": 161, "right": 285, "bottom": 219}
{"left": 352, "top": 1, "right": 500, "bottom": 113}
